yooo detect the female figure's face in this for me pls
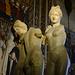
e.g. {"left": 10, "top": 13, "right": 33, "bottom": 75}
{"left": 50, "top": 11, "right": 60, "bottom": 24}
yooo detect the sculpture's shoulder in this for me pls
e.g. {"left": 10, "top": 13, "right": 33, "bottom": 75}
{"left": 46, "top": 25, "right": 52, "bottom": 29}
{"left": 54, "top": 25, "right": 65, "bottom": 32}
{"left": 45, "top": 25, "right": 52, "bottom": 33}
{"left": 60, "top": 24, "right": 65, "bottom": 28}
{"left": 56, "top": 24, "right": 64, "bottom": 29}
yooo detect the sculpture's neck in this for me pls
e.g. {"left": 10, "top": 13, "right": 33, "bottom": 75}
{"left": 52, "top": 22, "right": 60, "bottom": 27}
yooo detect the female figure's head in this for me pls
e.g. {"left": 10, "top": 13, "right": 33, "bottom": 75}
{"left": 13, "top": 20, "right": 27, "bottom": 36}
{"left": 49, "top": 5, "right": 62, "bottom": 24}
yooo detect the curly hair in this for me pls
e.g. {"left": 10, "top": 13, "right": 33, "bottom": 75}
{"left": 49, "top": 5, "right": 62, "bottom": 19}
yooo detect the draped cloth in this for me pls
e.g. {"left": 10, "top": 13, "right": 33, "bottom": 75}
{"left": 0, "top": 40, "right": 6, "bottom": 74}
{"left": 2, "top": 35, "right": 15, "bottom": 75}
{"left": 0, "top": 48, "right": 2, "bottom": 73}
